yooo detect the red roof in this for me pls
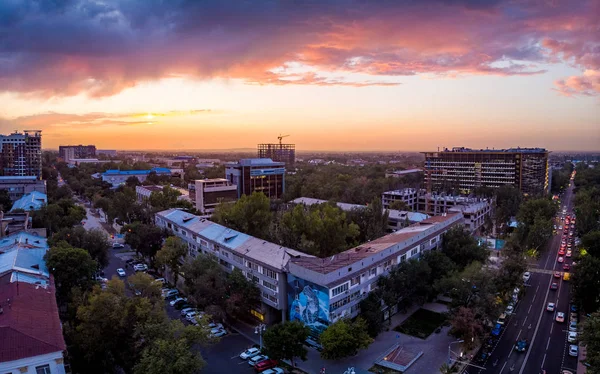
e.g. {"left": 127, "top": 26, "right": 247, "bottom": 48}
{"left": 0, "top": 280, "right": 66, "bottom": 363}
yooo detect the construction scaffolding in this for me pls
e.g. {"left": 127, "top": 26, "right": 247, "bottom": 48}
{"left": 258, "top": 143, "right": 296, "bottom": 165}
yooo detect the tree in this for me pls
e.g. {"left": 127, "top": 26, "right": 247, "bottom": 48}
{"left": 359, "top": 292, "right": 385, "bottom": 337}
{"left": 421, "top": 250, "right": 457, "bottom": 286}
{"left": 389, "top": 200, "right": 410, "bottom": 211}
{"left": 225, "top": 268, "right": 261, "bottom": 319}
{"left": 320, "top": 317, "right": 372, "bottom": 359}
{"left": 580, "top": 311, "right": 600, "bottom": 373}
{"left": 572, "top": 255, "right": 600, "bottom": 313}
{"left": 182, "top": 254, "right": 228, "bottom": 309}
{"left": 44, "top": 241, "right": 98, "bottom": 305}
{"left": 581, "top": 230, "right": 600, "bottom": 257}
{"left": 126, "top": 176, "right": 141, "bottom": 188}
{"left": 94, "top": 196, "right": 111, "bottom": 220}
{"left": 148, "top": 186, "right": 193, "bottom": 212}
{"left": 32, "top": 198, "right": 86, "bottom": 234}
{"left": 0, "top": 189, "right": 12, "bottom": 211}
{"left": 49, "top": 227, "right": 110, "bottom": 268}
{"left": 439, "top": 363, "right": 458, "bottom": 374}
{"left": 134, "top": 336, "right": 204, "bottom": 374}
{"left": 127, "top": 272, "right": 163, "bottom": 301}
{"left": 156, "top": 236, "right": 187, "bottom": 285}
{"left": 212, "top": 192, "right": 273, "bottom": 239}
{"left": 449, "top": 307, "right": 483, "bottom": 349}
{"left": 263, "top": 321, "right": 310, "bottom": 367}
{"left": 442, "top": 227, "right": 488, "bottom": 269}
{"left": 122, "top": 222, "right": 166, "bottom": 259}
{"left": 347, "top": 197, "right": 389, "bottom": 242}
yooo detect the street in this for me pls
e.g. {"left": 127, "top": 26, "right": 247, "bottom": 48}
{"left": 476, "top": 181, "right": 578, "bottom": 374}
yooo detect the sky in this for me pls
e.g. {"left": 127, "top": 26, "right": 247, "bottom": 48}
{"left": 0, "top": 0, "right": 598, "bottom": 152}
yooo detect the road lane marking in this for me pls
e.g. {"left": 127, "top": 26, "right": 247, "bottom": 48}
{"left": 528, "top": 305, "right": 532, "bottom": 314}
{"left": 551, "top": 324, "right": 554, "bottom": 334}
{"left": 500, "top": 361, "right": 507, "bottom": 373}
{"left": 522, "top": 317, "right": 527, "bottom": 326}
{"left": 541, "top": 353, "right": 546, "bottom": 367}
{"left": 546, "top": 337, "right": 551, "bottom": 350}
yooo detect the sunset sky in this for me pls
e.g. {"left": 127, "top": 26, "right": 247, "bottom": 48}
{"left": 0, "top": 0, "right": 598, "bottom": 151}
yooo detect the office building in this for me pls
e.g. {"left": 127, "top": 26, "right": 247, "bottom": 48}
{"left": 0, "top": 176, "right": 46, "bottom": 201}
{"left": 191, "top": 179, "right": 238, "bottom": 213}
{"left": 0, "top": 232, "right": 66, "bottom": 374}
{"left": 226, "top": 159, "right": 285, "bottom": 199}
{"left": 59, "top": 145, "right": 96, "bottom": 161}
{"left": 156, "top": 209, "right": 313, "bottom": 323}
{"left": 0, "top": 131, "right": 42, "bottom": 179}
{"left": 258, "top": 143, "right": 295, "bottom": 165}
{"left": 423, "top": 147, "right": 549, "bottom": 195}
{"left": 287, "top": 214, "right": 463, "bottom": 332}
{"left": 101, "top": 168, "right": 171, "bottom": 188}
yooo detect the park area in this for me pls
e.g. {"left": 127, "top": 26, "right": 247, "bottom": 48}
{"left": 393, "top": 308, "right": 447, "bottom": 339}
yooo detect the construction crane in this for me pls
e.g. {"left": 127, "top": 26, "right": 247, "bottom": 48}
{"left": 277, "top": 134, "right": 290, "bottom": 146}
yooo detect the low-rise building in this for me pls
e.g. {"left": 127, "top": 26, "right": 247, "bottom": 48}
{"left": 190, "top": 179, "right": 238, "bottom": 213}
{"left": 449, "top": 201, "right": 492, "bottom": 232}
{"left": 97, "top": 149, "right": 117, "bottom": 157}
{"left": 10, "top": 191, "right": 47, "bottom": 212}
{"left": 381, "top": 188, "right": 420, "bottom": 210}
{"left": 385, "top": 168, "right": 423, "bottom": 178}
{"left": 0, "top": 232, "right": 66, "bottom": 374}
{"left": 101, "top": 168, "right": 171, "bottom": 188}
{"left": 155, "top": 209, "right": 313, "bottom": 324}
{"left": 136, "top": 185, "right": 191, "bottom": 204}
{"left": 0, "top": 176, "right": 46, "bottom": 202}
{"left": 287, "top": 213, "right": 463, "bottom": 333}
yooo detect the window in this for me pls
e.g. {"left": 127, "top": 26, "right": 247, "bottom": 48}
{"left": 262, "top": 267, "right": 278, "bottom": 280}
{"left": 36, "top": 365, "right": 51, "bottom": 374}
{"left": 369, "top": 268, "right": 377, "bottom": 277}
{"left": 262, "top": 280, "right": 277, "bottom": 291}
{"left": 350, "top": 276, "right": 360, "bottom": 286}
{"left": 331, "top": 282, "right": 349, "bottom": 297}
{"left": 411, "top": 247, "right": 418, "bottom": 256}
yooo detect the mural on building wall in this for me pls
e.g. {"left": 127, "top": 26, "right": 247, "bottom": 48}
{"left": 287, "top": 274, "right": 329, "bottom": 333}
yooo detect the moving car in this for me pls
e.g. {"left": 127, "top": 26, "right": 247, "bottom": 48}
{"left": 546, "top": 302, "right": 555, "bottom": 312}
{"left": 239, "top": 347, "right": 261, "bottom": 360}
{"left": 554, "top": 271, "right": 562, "bottom": 278}
{"left": 112, "top": 242, "right": 125, "bottom": 249}
{"left": 558, "top": 256, "right": 564, "bottom": 263}
{"left": 514, "top": 339, "right": 528, "bottom": 352}
{"left": 563, "top": 263, "right": 571, "bottom": 271}
{"left": 522, "top": 272, "right": 531, "bottom": 282}
{"left": 556, "top": 312, "right": 565, "bottom": 322}
{"left": 550, "top": 283, "right": 558, "bottom": 290}
{"left": 569, "top": 345, "right": 578, "bottom": 357}
{"left": 116, "top": 268, "right": 126, "bottom": 277}
{"left": 568, "top": 331, "right": 578, "bottom": 343}
{"left": 558, "top": 248, "right": 565, "bottom": 255}
{"left": 248, "top": 354, "right": 269, "bottom": 366}
{"left": 566, "top": 250, "right": 572, "bottom": 257}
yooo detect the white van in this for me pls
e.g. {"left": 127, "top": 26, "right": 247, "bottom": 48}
{"left": 497, "top": 313, "right": 507, "bottom": 325}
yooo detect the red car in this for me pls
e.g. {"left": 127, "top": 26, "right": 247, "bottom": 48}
{"left": 558, "top": 249, "right": 565, "bottom": 255}
{"left": 254, "top": 359, "right": 278, "bottom": 372}
{"left": 554, "top": 271, "right": 562, "bottom": 278}
{"left": 563, "top": 264, "right": 571, "bottom": 271}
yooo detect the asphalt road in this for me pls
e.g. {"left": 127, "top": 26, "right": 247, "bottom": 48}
{"left": 476, "top": 181, "right": 578, "bottom": 374}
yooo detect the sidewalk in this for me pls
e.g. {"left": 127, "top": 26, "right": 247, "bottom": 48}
{"left": 228, "top": 303, "right": 453, "bottom": 374}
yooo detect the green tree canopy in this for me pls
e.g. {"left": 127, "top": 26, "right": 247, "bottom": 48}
{"left": 49, "top": 227, "right": 110, "bottom": 268}
{"left": 0, "top": 189, "right": 12, "bottom": 212}
{"left": 122, "top": 222, "right": 166, "bottom": 258}
{"left": 581, "top": 230, "right": 600, "bottom": 257}
{"left": 346, "top": 197, "right": 389, "bottom": 242}
{"left": 572, "top": 255, "right": 600, "bottom": 313}
{"left": 359, "top": 292, "right": 385, "bottom": 337}
{"left": 212, "top": 192, "right": 273, "bottom": 239}
{"left": 44, "top": 241, "right": 98, "bottom": 306}
{"left": 580, "top": 311, "right": 600, "bottom": 372}
{"left": 156, "top": 236, "right": 187, "bottom": 285}
{"left": 442, "top": 226, "right": 489, "bottom": 269}
{"left": 263, "top": 320, "right": 311, "bottom": 366}
{"left": 320, "top": 317, "right": 372, "bottom": 360}
{"left": 182, "top": 254, "right": 227, "bottom": 309}
{"left": 148, "top": 186, "right": 193, "bottom": 212}
{"left": 449, "top": 307, "right": 483, "bottom": 349}
{"left": 225, "top": 268, "right": 261, "bottom": 319}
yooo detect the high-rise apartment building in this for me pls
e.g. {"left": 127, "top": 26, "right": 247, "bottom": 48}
{"left": 258, "top": 143, "right": 295, "bottom": 165}
{"left": 59, "top": 144, "right": 96, "bottom": 161}
{"left": 226, "top": 158, "right": 285, "bottom": 199}
{"left": 423, "top": 147, "right": 549, "bottom": 195}
{"left": 0, "top": 131, "right": 42, "bottom": 179}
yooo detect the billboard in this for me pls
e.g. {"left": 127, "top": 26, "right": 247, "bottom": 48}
{"left": 287, "top": 274, "right": 330, "bottom": 334}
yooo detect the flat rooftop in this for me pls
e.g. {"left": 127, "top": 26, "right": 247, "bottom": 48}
{"left": 424, "top": 147, "right": 548, "bottom": 154}
{"left": 290, "top": 213, "right": 461, "bottom": 274}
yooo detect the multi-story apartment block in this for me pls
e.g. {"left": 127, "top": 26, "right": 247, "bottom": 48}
{"left": 0, "top": 131, "right": 42, "bottom": 179}
{"left": 448, "top": 201, "right": 491, "bottom": 232}
{"left": 59, "top": 144, "right": 96, "bottom": 160}
{"left": 155, "top": 209, "right": 313, "bottom": 324}
{"left": 190, "top": 179, "right": 238, "bottom": 213}
{"left": 0, "top": 176, "right": 46, "bottom": 201}
{"left": 381, "top": 188, "right": 420, "bottom": 210}
{"left": 226, "top": 159, "right": 285, "bottom": 199}
{"left": 287, "top": 214, "right": 463, "bottom": 333}
{"left": 423, "top": 147, "right": 549, "bottom": 195}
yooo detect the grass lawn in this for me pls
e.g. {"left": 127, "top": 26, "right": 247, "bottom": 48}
{"left": 393, "top": 308, "right": 447, "bottom": 339}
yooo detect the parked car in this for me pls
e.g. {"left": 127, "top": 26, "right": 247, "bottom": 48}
{"left": 305, "top": 337, "right": 323, "bottom": 351}
{"left": 569, "top": 345, "right": 578, "bottom": 357}
{"left": 239, "top": 347, "right": 261, "bottom": 360}
{"left": 248, "top": 354, "right": 269, "bottom": 366}
{"left": 261, "top": 368, "right": 285, "bottom": 374}
{"left": 569, "top": 321, "right": 577, "bottom": 332}
{"left": 208, "top": 322, "right": 224, "bottom": 330}
{"left": 116, "top": 268, "right": 126, "bottom": 277}
{"left": 171, "top": 298, "right": 188, "bottom": 308}
{"left": 112, "top": 242, "right": 125, "bottom": 249}
{"left": 180, "top": 307, "right": 196, "bottom": 316}
{"left": 254, "top": 359, "right": 278, "bottom": 373}
{"left": 163, "top": 289, "right": 179, "bottom": 299}
{"left": 505, "top": 305, "right": 514, "bottom": 314}
{"left": 522, "top": 272, "right": 531, "bottom": 282}
{"left": 210, "top": 328, "right": 227, "bottom": 338}
{"left": 568, "top": 331, "right": 578, "bottom": 343}
{"left": 134, "top": 263, "right": 148, "bottom": 272}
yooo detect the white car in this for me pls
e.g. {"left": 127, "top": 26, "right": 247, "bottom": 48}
{"left": 134, "top": 263, "right": 148, "bottom": 272}
{"left": 208, "top": 322, "right": 224, "bottom": 330}
{"left": 186, "top": 310, "right": 203, "bottom": 322}
{"left": 169, "top": 297, "right": 185, "bottom": 307}
{"left": 153, "top": 277, "right": 165, "bottom": 284}
{"left": 568, "top": 331, "right": 578, "bottom": 343}
{"left": 546, "top": 302, "right": 555, "bottom": 312}
{"left": 261, "top": 369, "right": 285, "bottom": 374}
{"left": 112, "top": 242, "right": 125, "bottom": 249}
{"left": 569, "top": 345, "right": 578, "bottom": 357}
{"left": 569, "top": 321, "right": 577, "bottom": 332}
{"left": 239, "top": 347, "right": 261, "bottom": 360}
{"left": 210, "top": 328, "right": 227, "bottom": 338}
{"left": 505, "top": 305, "right": 514, "bottom": 314}
{"left": 116, "top": 268, "right": 126, "bottom": 277}
{"left": 180, "top": 307, "right": 196, "bottom": 316}
{"left": 522, "top": 272, "right": 531, "bottom": 282}
{"left": 248, "top": 354, "right": 269, "bottom": 366}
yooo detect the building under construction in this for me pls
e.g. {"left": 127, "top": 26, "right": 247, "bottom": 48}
{"left": 423, "top": 147, "right": 549, "bottom": 195}
{"left": 258, "top": 136, "right": 295, "bottom": 165}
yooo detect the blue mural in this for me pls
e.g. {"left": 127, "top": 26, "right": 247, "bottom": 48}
{"left": 287, "top": 274, "right": 330, "bottom": 333}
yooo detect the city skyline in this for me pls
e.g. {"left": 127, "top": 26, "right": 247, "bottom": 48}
{"left": 0, "top": 1, "right": 598, "bottom": 151}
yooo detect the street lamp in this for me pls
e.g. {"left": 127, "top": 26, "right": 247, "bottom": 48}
{"left": 447, "top": 339, "right": 464, "bottom": 365}
{"left": 255, "top": 323, "right": 267, "bottom": 350}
